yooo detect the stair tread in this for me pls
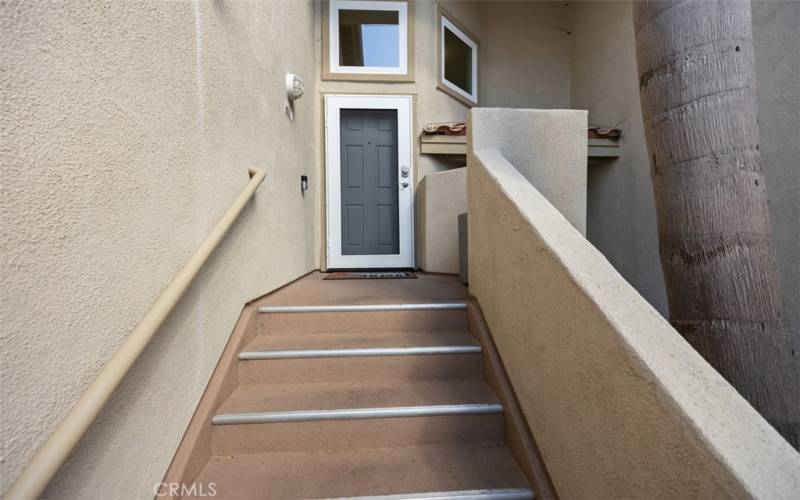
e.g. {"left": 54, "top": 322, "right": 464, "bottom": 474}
{"left": 189, "top": 443, "right": 529, "bottom": 499}
{"left": 217, "top": 379, "right": 499, "bottom": 415}
{"left": 243, "top": 329, "right": 478, "bottom": 351}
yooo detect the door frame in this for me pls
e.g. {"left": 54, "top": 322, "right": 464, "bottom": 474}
{"left": 324, "top": 94, "right": 415, "bottom": 269}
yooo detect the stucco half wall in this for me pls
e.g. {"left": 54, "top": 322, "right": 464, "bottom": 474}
{"left": 467, "top": 109, "right": 800, "bottom": 498}
{"left": 1, "top": 1, "right": 317, "bottom": 498}
{"left": 418, "top": 167, "right": 467, "bottom": 274}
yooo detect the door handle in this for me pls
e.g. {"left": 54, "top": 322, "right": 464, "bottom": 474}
{"left": 401, "top": 181, "right": 409, "bottom": 188}
{"left": 400, "top": 165, "right": 410, "bottom": 178}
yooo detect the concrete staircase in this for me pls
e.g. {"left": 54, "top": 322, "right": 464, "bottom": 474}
{"left": 180, "top": 288, "right": 534, "bottom": 498}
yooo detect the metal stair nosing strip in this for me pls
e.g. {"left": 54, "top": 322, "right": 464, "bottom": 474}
{"left": 326, "top": 488, "right": 534, "bottom": 499}
{"left": 211, "top": 404, "right": 504, "bottom": 425}
{"left": 238, "top": 345, "right": 482, "bottom": 360}
{"left": 258, "top": 303, "right": 468, "bottom": 313}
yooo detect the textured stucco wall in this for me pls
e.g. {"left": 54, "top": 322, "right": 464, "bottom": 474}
{"left": 467, "top": 110, "right": 800, "bottom": 499}
{"left": 417, "top": 167, "right": 466, "bottom": 273}
{"left": 480, "top": 0, "right": 572, "bottom": 109}
{"left": 471, "top": 109, "right": 587, "bottom": 234}
{"left": 0, "top": 1, "right": 317, "bottom": 498}
{"left": 571, "top": 0, "right": 800, "bottom": 355}
{"left": 752, "top": 0, "right": 800, "bottom": 355}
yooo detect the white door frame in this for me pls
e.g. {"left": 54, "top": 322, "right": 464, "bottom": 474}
{"left": 325, "top": 94, "right": 415, "bottom": 269}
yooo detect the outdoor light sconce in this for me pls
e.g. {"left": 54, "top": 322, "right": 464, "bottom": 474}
{"left": 300, "top": 175, "right": 308, "bottom": 193}
{"left": 285, "top": 73, "right": 305, "bottom": 121}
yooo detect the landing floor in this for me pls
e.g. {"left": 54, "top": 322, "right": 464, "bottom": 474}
{"left": 257, "top": 271, "right": 468, "bottom": 306}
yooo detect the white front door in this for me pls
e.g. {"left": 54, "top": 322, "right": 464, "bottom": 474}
{"left": 325, "top": 95, "right": 414, "bottom": 269}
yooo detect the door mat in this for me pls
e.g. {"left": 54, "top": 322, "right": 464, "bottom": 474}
{"left": 323, "top": 271, "right": 417, "bottom": 280}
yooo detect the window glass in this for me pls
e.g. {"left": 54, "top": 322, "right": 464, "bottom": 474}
{"left": 339, "top": 9, "right": 400, "bottom": 68}
{"left": 444, "top": 26, "right": 472, "bottom": 94}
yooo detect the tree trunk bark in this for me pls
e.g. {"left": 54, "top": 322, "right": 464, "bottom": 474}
{"left": 633, "top": 0, "right": 800, "bottom": 448}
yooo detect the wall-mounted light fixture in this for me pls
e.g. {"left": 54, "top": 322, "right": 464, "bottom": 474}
{"left": 285, "top": 73, "right": 304, "bottom": 121}
{"left": 300, "top": 175, "right": 308, "bottom": 193}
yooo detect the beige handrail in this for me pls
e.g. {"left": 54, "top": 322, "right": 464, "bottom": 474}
{"left": 5, "top": 168, "right": 266, "bottom": 500}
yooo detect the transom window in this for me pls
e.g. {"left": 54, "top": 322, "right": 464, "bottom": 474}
{"left": 327, "top": 0, "right": 410, "bottom": 79}
{"left": 437, "top": 8, "right": 479, "bottom": 106}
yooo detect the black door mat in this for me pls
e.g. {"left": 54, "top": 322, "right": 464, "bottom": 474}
{"left": 323, "top": 271, "right": 417, "bottom": 280}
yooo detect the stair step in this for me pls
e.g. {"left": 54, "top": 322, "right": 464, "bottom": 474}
{"left": 239, "top": 353, "right": 482, "bottom": 385}
{"left": 216, "top": 379, "right": 499, "bottom": 414}
{"left": 210, "top": 381, "right": 503, "bottom": 454}
{"left": 239, "top": 333, "right": 483, "bottom": 384}
{"left": 239, "top": 345, "right": 481, "bottom": 360}
{"left": 244, "top": 329, "right": 478, "bottom": 349}
{"left": 340, "top": 488, "right": 534, "bottom": 499}
{"left": 258, "top": 303, "right": 467, "bottom": 335}
{"left": 239, "top": 330, "right": 482, "bottom": 385}
{"left": 189, "top": 443, "right": 529, "bottom": 499}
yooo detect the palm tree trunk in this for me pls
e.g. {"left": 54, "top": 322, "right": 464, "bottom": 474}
{"left": 633, "top": 0, "right": 799, "bottom": 448}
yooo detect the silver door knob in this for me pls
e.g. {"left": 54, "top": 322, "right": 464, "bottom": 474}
{"left": 401, "top": 181, "right": 409, "bottom": 188}
{"left": 400, "top": 165, "right": 410, "bottom": 178}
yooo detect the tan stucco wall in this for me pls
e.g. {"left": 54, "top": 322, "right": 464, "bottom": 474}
{"left": 467, "top": 108, "right": 800, "bottom": 499}
{"left": 481, "top": 1, "right": 572, "bottom": 109}
{"left": 471, "top": 108, "right": 587, "bottom": 234}
{"left": 0, "top": 1, "right": 318, "bottom": 498}
{"left": 417, "top": 167, "right": 466, "bottom": 273}
{"left": 752, "top": 0, "right": 800, "bottom": 355}
{"left": 570, "top": 0, "right": 800, "bottom": 354}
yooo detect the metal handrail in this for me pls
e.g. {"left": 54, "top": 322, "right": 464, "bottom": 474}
{"left": 5, "top": 168, "right": 266, "bottom": 499}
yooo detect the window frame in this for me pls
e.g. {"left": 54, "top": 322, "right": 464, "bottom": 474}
{"left": 323, "top": 0, "right": 415, "bottom": 82}
{"left": 436, "top": 4, "right": 479, "bottom": 107}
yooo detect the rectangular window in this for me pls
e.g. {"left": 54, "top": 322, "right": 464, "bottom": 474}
{"left": 325, "top": 1, "right": 413, "bottom": 81}
{"left": 437, "top": 7, "right": 479, "bottom": 106}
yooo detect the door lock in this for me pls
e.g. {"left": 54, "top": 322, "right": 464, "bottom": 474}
{"left": 400, "top": 165, "right": 410, "bottom": 178}
{"left": 401, "top": 180, "right": 409, "bottom": 188}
